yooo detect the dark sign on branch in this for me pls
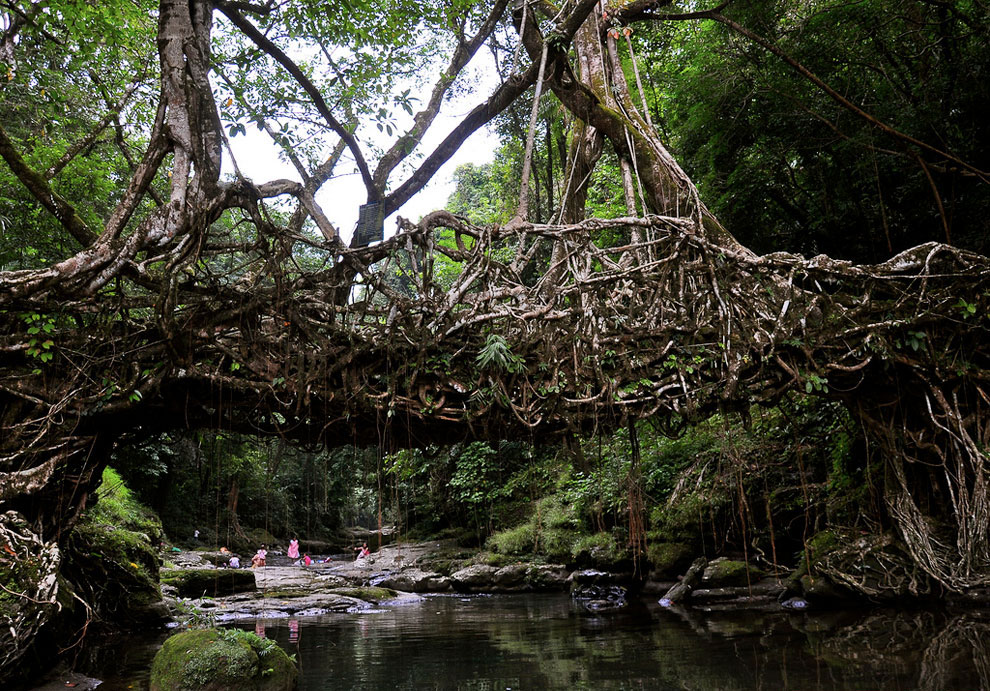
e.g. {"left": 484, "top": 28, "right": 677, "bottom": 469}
{"left": 353, "top": 202, "right": 384, "bottom": 247}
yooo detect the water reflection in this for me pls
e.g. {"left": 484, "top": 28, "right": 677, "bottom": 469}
{"left": 814, "top": 609, "right": 990, "bottom": 691}
{"left": 241, "top": 595, "right": 990, "bottom": 691}
{"left": 57, "top": 595, "right": 990, "bottom": 690}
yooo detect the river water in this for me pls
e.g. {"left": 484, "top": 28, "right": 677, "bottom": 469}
{"left": 68, "top": 593, "right": 990, "bottom": 690}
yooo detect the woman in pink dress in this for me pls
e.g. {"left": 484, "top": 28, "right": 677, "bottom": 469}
{"left": 287, "top": 539, "right": 299, "bottom": 560}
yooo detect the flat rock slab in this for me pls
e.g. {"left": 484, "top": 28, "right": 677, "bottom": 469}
{"left": 161, "top": 568, "right": 256, "bottom": 597}
{"left": 189, "top": 587, "right": 420, "bottom": 621}
{"left": 251, "top": 565, "right": 327, "bottom": 590}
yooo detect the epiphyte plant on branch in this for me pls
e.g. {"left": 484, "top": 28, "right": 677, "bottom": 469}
{"left": 0, "top": 0, "right": 989, "bottom": 675}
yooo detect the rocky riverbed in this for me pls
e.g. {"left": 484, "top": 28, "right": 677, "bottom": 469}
{"left": 161, "top": 542, "right": 798, "bottom": 621}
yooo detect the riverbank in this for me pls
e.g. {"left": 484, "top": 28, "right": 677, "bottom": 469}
{"left": 161, "top": 541, "right": 807, "bottom": 621}
{"left": 38, "top": 592, "right": 990, "bottom": 691}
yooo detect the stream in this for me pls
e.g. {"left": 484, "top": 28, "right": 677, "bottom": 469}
{"left": 49, "top": 594, "right": 990, "bottom": 690}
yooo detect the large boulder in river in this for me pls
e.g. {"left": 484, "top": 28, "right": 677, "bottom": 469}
{"left": 377, "top": 568, "right": 450, "bottom": 592}
{"left": 494, "top": 564, "right": 528, "bottom": 589}
{"left": 161, "top": 568, "right": 256, "bottom": 598}
{"left": 150, "top": 628, "right": 296, "bottom": 691}
{"left": 702, "top": 558, "right": 764, "bottom": 588}
{"left": 526, "top": 564, "right": 570, "bottom": 591}
{"left": 450, "top": 564, "right": 499, "bottom": 591}
{"left": 646, "top": 541, "right": 695, "bottom": 578}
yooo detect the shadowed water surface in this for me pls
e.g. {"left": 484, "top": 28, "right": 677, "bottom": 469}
{"left": 244, "top": 594, "right": 990, "bottom": 690}
{"left": 55, "top": 593, "right": 990, "bottom": 690}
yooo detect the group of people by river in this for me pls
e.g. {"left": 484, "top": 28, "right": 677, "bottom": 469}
{"left": 213, "top": 538, "right": 372, "bottom": 569}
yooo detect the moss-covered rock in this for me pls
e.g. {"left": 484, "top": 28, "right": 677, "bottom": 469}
{"left": 702, "top": 558, "right": 764, "bottom": 587}
{"left": 161, "top": 568, "right": 256, "bottom": 598}
{"left": 804, "top": 530, "right": 841, "bottom": 561}
{"left": 330, "top": 586, "right": 398, "bottom": 602}
{"left": 61, "top": 468, "right": 168, "bottom": 625}
{"left": 525, "top": 564, "right": 570, "bottom": 590}
{"left": 150, "top": 628, "right": 297, "bottom": 691}
{"left": 571, "top": 532, "right": 629, "bottom": 570}
{"left": 646, "top": 541, "right": 696, "bottom": 578}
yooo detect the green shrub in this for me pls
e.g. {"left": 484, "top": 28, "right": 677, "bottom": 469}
{"left": 63, "top": 467, "right": 166, "bottom": 623}
{"left": 91, "top": 467, "right": 163, "bottom": 543}
{"left": 538, "top": 528, "right": 578, "bottom": 563}
{"left": 488, "top": 523, "right": 534, "bottom": 555}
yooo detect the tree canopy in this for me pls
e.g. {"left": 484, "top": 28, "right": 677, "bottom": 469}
{"left": 1, "top": 0, "right": 989, "bottom": 674}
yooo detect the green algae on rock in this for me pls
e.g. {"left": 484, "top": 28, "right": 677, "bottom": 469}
{"left": 150, "top": 628, "right": 297, "bottom": 691}
{"left": 161, "top": 568, "right": 256, "bottom": 598}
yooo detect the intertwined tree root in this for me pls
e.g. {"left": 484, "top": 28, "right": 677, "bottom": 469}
{"left": 2, "top": 209, "right": 988, "bottom": 583}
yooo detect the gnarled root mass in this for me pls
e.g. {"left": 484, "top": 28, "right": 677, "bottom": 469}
{"left": 0, "top": 511, "right": 61, "bottom": 673}
{"left": 2, "top": 210, "right": 988, "bottom": 594}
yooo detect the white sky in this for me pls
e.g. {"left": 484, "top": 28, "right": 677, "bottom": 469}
{"left": 223, "top": 61, "right": 502, "bottom": 244}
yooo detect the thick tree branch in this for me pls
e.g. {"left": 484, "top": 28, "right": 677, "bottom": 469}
{"left": 216, "top": 1, "right": 380, "bottom": 201}
{"left": 384, "top": 0, "right": 601, "bottom": 216}
{"left": 372, "top": 0, "right": 509, "bottom": 189}
{"left": 0, "top": 123, "right": 97, "bottom": 247}
{"left": 383, "top": 61, "right": 541, "bottom": 216}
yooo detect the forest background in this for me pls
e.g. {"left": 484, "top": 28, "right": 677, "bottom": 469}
{"left": 1, "top": 0, "right": 989, "bottom": 656}
{"left": 34, "top": 0, "right": 983, "bottom": 572}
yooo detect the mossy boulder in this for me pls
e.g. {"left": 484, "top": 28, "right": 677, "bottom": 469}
{"left": 150, "top": 628, "right": 297, "bottom": 691}
{"left": 330, "top": 586, "right": 398, "bottom": 602}
{"left": 62, "top": 468, "right": 168, "bottom": 625}
{"left": 571, "top": 532, "right": 629, "bottom": 570}
{"left": 525, "top": 564, "right": 570, "bottom": 590}
{"left": 68, "top": 522, "right": 164, "bottom": 618}
{"left": 646, "top": 541, "right": 696, "bottom": 578}
{"left": 161, "top": 568, "right": 256, "bottom": 598}
{"left": 702, "top": 558, "right": 765, "bottom": 587}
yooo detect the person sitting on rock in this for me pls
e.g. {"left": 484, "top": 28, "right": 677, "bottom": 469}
{"left": 353, "top": 542, "right": 370, "bottom": 560}
{"left": 251, "top": 546, "right": 267, "bottom": 568}
{"left": 228, "top": 555, "right": 240, "bottom": 568}
{"left": 303, "top": 553, "right": 312, "bottom": 566}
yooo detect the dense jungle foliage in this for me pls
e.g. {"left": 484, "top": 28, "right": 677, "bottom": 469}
{"left": 81, "top": 0, "right": 988, "bottom": 570}
{"left": 114, "top": 382, "right": 866, "bottom": 580}
{"left": 2, "top": 9, "right": 989, "bottom": 686}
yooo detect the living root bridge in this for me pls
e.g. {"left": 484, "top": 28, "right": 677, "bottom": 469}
{"left": 3, "top": 205, "right": 990, "bottom": 577}
{"left": 0, "top": 206, "right": 989, "bottom": 682}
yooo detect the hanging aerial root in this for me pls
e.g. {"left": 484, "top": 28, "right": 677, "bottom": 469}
{"left": 0, "top": 511, "right": 62, "bottom": 671}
